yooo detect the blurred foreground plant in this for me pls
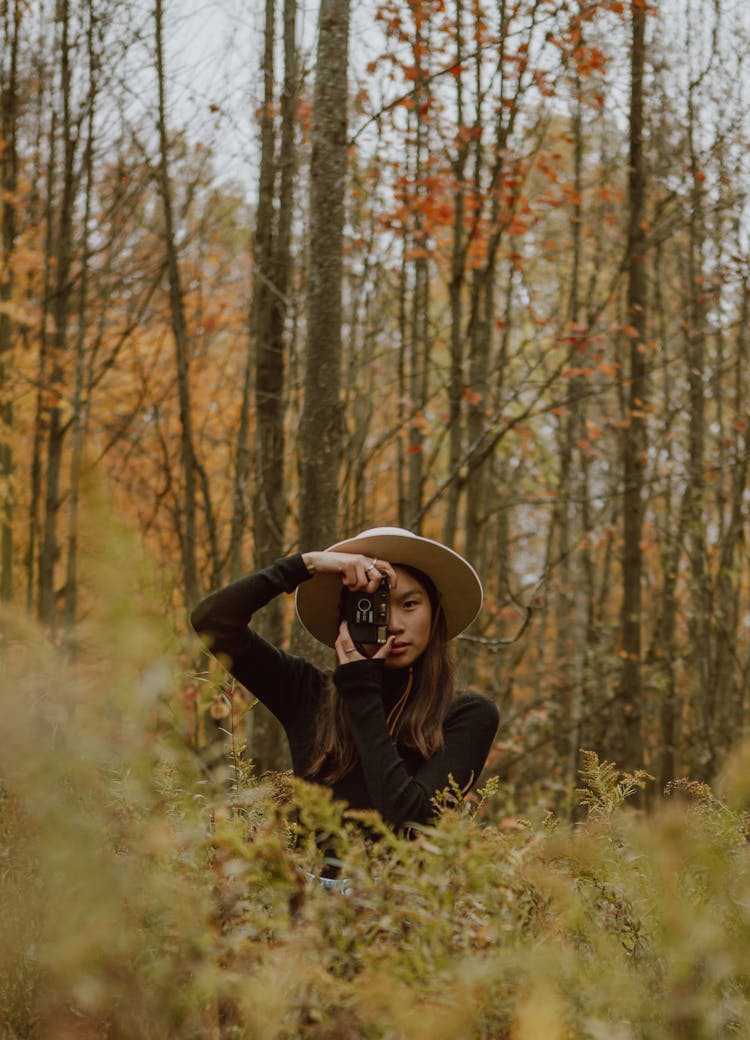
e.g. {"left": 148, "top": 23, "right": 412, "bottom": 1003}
{"left": 1, "top": 497, "right": 749, "bottom": 1038}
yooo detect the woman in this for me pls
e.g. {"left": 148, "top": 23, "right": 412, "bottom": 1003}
{"left": 190, "top": 527, "right": 499, "bottom": 832}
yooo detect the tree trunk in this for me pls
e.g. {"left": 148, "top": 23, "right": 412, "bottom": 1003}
{"left": 556, "top": 72, "right": 587, "bottom": 799}
{"left": 0, "top": 0, "right": 20, "bottom": 602}
{"left": 154, "top": 0, "right": 199, "bottom": 609}
{"left": 38, "top": 0, "right": 76, "bottom": 630}
{"left": 408, "top": 249, "right": 429, "bottom": 533}
{"left": 253, "top": 0, "right": 288, "bottom": 586}
{"left": 397, "top": 242, "right": 409, "bottom": 527}
{"left": 459, "top": 6, "right": 523, "bottom": 557}
{"left": 710, "top": 276, "right": 748, "bottom": 764}
{"left": 247, "top": 0, "right": 298, "bottom": 772}
{"left": 27, "top": 98, "right": 56, "bottom": 614}
{"left": 442, "top": 0, "right": 467, "bottom": 548}
{"left": 681, "top": 46, "right": 713, "bottom": 777}
{"left": 295, "top": 0, "right": 350, "bottom": 665}
{"left": 614, "top": 3, "right": 647, "bottom": 770}
{"left": 405, "top": 72, "right": 430, "bottom": 534}
{"left": 651, "top": 241, "right": 683, "bottom": 793}
{"left": 63, "top": 0, "right": 97, "bottom": 639}
{"left": 229, "top": 0, "right": 277, "bottom": 583}
{"left": 298, "top": 0, "right": 350, "bottom": 552}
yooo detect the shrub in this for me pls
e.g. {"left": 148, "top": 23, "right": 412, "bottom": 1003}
{"left": 1, "top": 514, "right": 749, "bottom": 1038}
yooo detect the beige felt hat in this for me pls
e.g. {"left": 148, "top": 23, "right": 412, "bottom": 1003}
{"left": 295, "top": 526, "right": 483, "bottom": 648}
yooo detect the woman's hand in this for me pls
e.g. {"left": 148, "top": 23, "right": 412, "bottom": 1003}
{"left": 301, "top": 550, "right": 397, "bottom": 592}
{"left": 335, "top": 620, "right": 395, "bottom": 666}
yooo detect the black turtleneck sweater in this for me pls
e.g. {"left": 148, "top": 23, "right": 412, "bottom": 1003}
{"left": 190, "top": 554, "right": 499, "bottom": 830}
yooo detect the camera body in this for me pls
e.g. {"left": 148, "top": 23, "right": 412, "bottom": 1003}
{"left": 341, "top": 576, "right": 390, "bottom": 645}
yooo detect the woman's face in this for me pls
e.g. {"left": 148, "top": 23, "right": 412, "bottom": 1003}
{"left": 382, "top": 566, "right": 433, "bottom": 669}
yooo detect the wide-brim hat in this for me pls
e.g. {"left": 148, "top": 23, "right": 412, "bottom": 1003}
{"left": 295, "top": 526, "right": 483, "bottom": 648}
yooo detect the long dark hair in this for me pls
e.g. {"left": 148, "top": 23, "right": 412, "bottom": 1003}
{"left": 307, "top": 565, "right": 456, "bottom": 782}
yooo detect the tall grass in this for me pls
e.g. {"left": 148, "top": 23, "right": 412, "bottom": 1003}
{"left": 1, "top": 502, "right": 749, "bottom": 1038}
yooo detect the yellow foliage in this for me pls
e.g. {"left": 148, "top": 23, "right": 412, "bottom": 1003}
{"left": 511, "top": 981, "right": 567, "bottom": 1040}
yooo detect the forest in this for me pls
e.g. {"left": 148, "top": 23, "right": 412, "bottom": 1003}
{"left": 1, "top": 0, "right": 749, "bottom": 1036}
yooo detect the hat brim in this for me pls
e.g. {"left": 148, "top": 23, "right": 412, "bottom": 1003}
{"left": 295, "top": 527, "right": 483, "bottom": 648}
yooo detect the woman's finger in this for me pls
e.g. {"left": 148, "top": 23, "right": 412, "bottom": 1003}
{"left": 372, "top": 635, "right": 396, "bottom": 661}
{"left": 335, "top": 621, "right": 364, "bottom": 664}
{"left": 334, "top": 552, "right": 398, "bottom": 590}
{"left": 361, "top": 555, "right": 397, "bottom": 589}
{"left": 341, "top": 559, "right": 361, "bottom": 588}
{"left": 342, "top": 555, "right": 382, "bottom": 589}
{"left": 376, "top": 559, "right": 398, "bottom": 587}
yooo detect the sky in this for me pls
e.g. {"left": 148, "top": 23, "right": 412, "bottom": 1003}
{"left": 159, "top": 0, "right": 386, "bottom": 196}
{"left": 153, "top": 0, "right": 750, "bottom": 206}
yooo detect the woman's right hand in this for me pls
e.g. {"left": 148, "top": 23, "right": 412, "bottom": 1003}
{"left": 301, "top": 550, "right": 397, "bottom": 592}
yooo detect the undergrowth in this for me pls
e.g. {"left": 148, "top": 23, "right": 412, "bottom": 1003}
{"left": 1, "top": 510, "right": 749, "bottom": 1038}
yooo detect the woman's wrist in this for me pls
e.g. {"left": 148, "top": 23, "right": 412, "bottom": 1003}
{"left": 301, "top": 551, "right": 318, "bottom": 575}
{"left": 333, "top": 657, "right": 384, "bottom": 692}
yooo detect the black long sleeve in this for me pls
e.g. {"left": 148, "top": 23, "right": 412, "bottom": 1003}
{"left": 333, "top": 659, "right": 499, "bottom": 828}
{"left": 190, "top": 554, "right": 324, "bottom": 735}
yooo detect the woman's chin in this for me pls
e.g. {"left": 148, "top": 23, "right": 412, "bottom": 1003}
{"left": 383, "top": 649, "right": 414, "bottom": 669}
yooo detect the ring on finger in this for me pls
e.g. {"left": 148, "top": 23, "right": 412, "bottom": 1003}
{"left": 345, "top": 647, "right": 357, "bottom": 655}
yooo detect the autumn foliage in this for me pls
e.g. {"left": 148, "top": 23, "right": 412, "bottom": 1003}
{"left": 1, "top": 548, "right": 748, "bottom": 1036}
{"left": 0, "top": 0, "right": 749, "bottom": 991}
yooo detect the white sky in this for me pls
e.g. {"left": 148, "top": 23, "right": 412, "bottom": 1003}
{"left": 160, "top": 1, "right": 387, "bottom": 195}
{"left": 156, "top": 0, "right": 750, "bottom": 202}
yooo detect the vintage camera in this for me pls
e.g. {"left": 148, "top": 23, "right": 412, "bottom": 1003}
{"left": 341, "top": 576, "right": 390, "bottom": 645}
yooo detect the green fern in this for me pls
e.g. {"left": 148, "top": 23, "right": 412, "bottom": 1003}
{"left": 575, "top": 748, "right": 653, "bottom": 819}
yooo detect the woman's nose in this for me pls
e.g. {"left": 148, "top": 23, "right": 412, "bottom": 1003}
{"left": 388, "top": 609, "right": 405, "bottom": 633}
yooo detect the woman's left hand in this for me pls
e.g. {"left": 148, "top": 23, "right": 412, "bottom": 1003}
{"left": 335, "top": 621, "right": 395, "bottom": 666}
